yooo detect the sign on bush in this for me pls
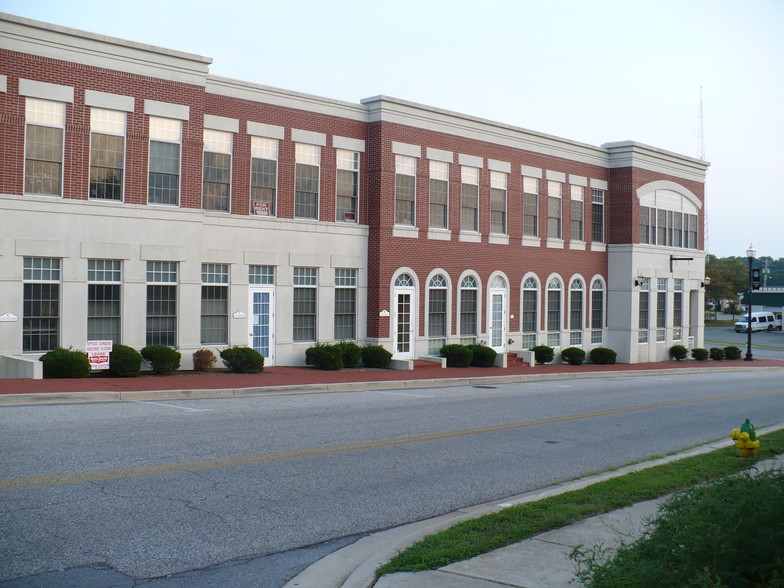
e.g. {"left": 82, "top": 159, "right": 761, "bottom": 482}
{"left": 86, "top": 340, "right": 113, "bottom": 370}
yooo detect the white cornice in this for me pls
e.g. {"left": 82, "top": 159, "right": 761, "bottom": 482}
{"left": 0, "top": 12, "right": 211, "bottom": 86}
{"left": 604, "top": 141, "right": 709, "bottom": 184}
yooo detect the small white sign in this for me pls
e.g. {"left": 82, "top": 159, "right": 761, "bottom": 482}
{"left": 86, "top": 340, "right": 113, "bottom": 370}
{"left": 0, "top": 312, "right": 19, "bottom": 322}
{"left": 379, "top": 309, "right": 390, "bottom": 317}
{"left": 233, "top": 310, "right": 247, "bottom": 319}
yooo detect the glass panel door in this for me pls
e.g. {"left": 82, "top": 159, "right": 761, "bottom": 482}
{"left": 249, "top": 288, "right": 275, "bottom": 366}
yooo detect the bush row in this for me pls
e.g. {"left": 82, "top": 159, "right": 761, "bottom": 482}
{"left": 439, "top": 344, "right": 497, "bottom": 367}
{"left": 670, "top": 345, "right": 741, "bottom": 361}
{"left": 305, "top": 342, "right": 392, "bottom": 370}
{"left": 530, "top": 345, "right": 617, "bottom": 365}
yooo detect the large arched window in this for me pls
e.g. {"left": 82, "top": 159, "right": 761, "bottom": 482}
{"left": 547, "top": 277, "right": 562, "bottom": 347}
{"left": 428, "top": 274, "right": 448, "bottom": 354}
{"left": 569, "top": 278, "right": 584, "bottom": 345}
{"left": 459, "top": 275, "right": 478, "bottom": 344}
{"left": 590, "top": 278, "right": 605, "bottom": 344}
{"left": 639, "top": 189, "right": 698, "bottom": 249}
{"left": 522, "top": 276, "right": 539, "bottom": 348}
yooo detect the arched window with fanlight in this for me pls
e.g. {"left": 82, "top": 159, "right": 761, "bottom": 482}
{"left": 547, "top": 277, "right": 562, "bottom": 347}
{"left": 590, "top": 278, "right": 605, "bottom": 344}
{"left": 428, "top": 274, "right": 448, "bottom": 354}
{"left": 522, "top": 276, "right": 539, "bottom": 348}
{"left": 459, "top": 275, "right": 478, "bottom": 344}
{"left": 569, "top": 278, "right": 584, "bottom": 345}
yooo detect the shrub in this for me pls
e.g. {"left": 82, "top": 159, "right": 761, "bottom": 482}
{"left": 691, "top": 347, "right": 709, "bottom": 361}
{"left": 531, "top": 345, "right": 555, "bottom": 365}
{"left": 669, "top": 345, "right": 688, "bottom": 361}
{"left": 40, "top": 347, "right": 91, "bottom": 379}
{"left": 220, "top": 346, "right": 264, "bottom": 373}
{"left": 561, "top": 347, "right": 586, "bottom": 366}
{"left": 590, "top": 347, "right": 617, "bottom": 365}
{"left": 468, "top": 344, "right": 497, "bottom": 367}
{"left": 108, "top": 344, "right": 142, "bottom": 377}
{"left": 140, "top": 345, "right": 181, "bottom": 374}
{"left": 362, "top": 345, "right": 392, "bottom": 368}
{"left": 724, "top": 345, "right": 742, "bottom": 360}
{"left": 709, "top": 347, "right": 725, "bottom": 361}
{"left": 305, "top": 343, "right": 343, "bottom": 370}
{"left": 440, "top": 344, "right": 473, "bottom": 367}
{"left": 337, "top": 341, "right": 362, "bottom": 368}
{"left": 192, "top": 348, "right": 217, "bottom": 372}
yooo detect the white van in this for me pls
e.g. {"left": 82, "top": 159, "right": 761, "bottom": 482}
{"left": 734, "top": 312, "right": 782, "bottom": 332}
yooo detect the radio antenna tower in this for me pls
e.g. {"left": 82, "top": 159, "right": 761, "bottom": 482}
{"left": 697, "top": 87, "right": 709, "bottom": 252}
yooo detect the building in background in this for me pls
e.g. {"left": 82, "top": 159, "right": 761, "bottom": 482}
{"left": 0, "top": 13, "right": 709, "bottom": 377}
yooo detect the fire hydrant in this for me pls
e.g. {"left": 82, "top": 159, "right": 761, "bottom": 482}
{"left": 730, "top": 419, "right": 760, "bottom": 458}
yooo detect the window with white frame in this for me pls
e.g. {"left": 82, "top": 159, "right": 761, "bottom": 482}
{"left": 639, "top": 190, "right": 699, "bottom": 249}
{"left": 23, "top": 257, "right": 60, "bottom": 352}
{"left": 336, "top": 150, "right": 359, "bottom": 222}
{"left": 250, "top": 136, "right": 278, "bottom": 216}
{"left": 570, "top": 185, "right": 584, "bottom": 241}
{"left": 569, "top": 278, "right": 584, "bottom": 345}
{"left": 146, "top": 261, "right": 178, "bottom": 346}
{"left": 429, "top": 161, "right": 449, "bottom": 229}
{"left": 395, "top": 155, "right": 416, "bottom": 226}
{"left": 148, "top": 117, "right": 181, "bottom": 205}
{"left": 657, "top": 278, "right": 667, "bottom": 342}
{"left": 88, "top": 259, "right": 121, "bottom": 343}
{"left": 547, "top": 180, "right": 562, "bottom": 239}
{"left": 428, "top": 274, "right": 448, "bottom": 354}
{"left": 203, "top": 130, "right": 232, "bottom": 212}
{"left": 522, "top": 277, "right": 538, "bottom": 348}
{"left": 523, "top": 176, "right": 539, "bottom": 237}
{"left": 592, "top": 189, "right": 605, "bottom": 243}
{"left": 461, "top": 166, "right": 479, "bottom": 232}
{"left": 201, "top": 263, "right": 229, "bottom": 344}
{"left": 638, "top": 280, "right": 650, "bottom": 343}
{"left": 590, "top": 279, "right": 604, "bottom": 344}
{"left": 673, "top": 279, "right": 683, "bottom": 341}
{"left": 459, "top": 275, "right": 478, "bottom": 344}
{"left": 293, "top": 267, "right": 317, "bottom": 341}
{"left": 25, "top": 98, "right": 65, "bottom": 196}
{"left": 89, "top": 108, "right": 125, "bottom": 201}
{"left": 249, "top": 265, "right": 275, "bottom": 285}
{"left": 295, "top": 144, "right": 320, "bottom": 219}
{"left": 334, "top": 268, "right": 357, "bottom": 340}
{"left": 547, "top": 277, "right": 562, "bottom": 347}
{"left": 490, "top": 171, "right": 507, "bottom": 234}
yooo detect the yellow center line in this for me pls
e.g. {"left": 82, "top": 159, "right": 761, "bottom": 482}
{"left": 3, "top": 389, "right": 782, "bottom": 491}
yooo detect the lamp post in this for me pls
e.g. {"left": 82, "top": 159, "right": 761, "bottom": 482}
{"left": 745, "top": 244, "right": 756, "bottom": 361}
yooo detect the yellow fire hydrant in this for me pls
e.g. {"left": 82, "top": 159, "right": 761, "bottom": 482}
{"left": 730, "top": 419, "right": 760, "bottom": 458}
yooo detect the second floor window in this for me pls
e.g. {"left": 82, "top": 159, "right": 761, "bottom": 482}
{"left": 250, "top": 136, "right": 278, "bottom": 216}
{"left": 570, "top": 185, "right": 584, "bottom": 241}
{"left": 90, "top": 108, "right": 125, "bottom": 201}
{"left": 25, "top": 98, "right": 65, "bottom": 197}
{"left": 395, "top": 155, "right": 416, "bottom": 225}
{"left": 429, "top": 161, "right": 449, "bottom": 229}
{"left": 203, "top": 130, "right": 232, "bottom": 212}
{"left": 490, "top": 171, "right": 507, "bottom": 234}
{"left": 523, "top": 176, "right": 539, "bottom": 237}
{"left": 461, "top": 166, "right": 479, "bottom": 232}
{"left": 148, "top": 117, "right": 181, "bottom": 206}
{"left": 547, "top": 180, "right": 562, "bottom": 239}
{"left": 295, "top": 143, "right": 320, "bottom": 219}
{"left": 336, "top": 150, "right": 359, "bottom": 222}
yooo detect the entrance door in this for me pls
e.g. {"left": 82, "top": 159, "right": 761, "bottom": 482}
{"left": 489, "top": 292, "right": 507, "bottom": 352}
{"left": 249, "top": 287, "right": 275, "bottom": 366}
{"left": 394, "top": 291, "right": 415, "bottom": 359}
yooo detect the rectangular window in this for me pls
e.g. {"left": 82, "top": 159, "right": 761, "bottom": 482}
{"left": 656, "top": 209, "right": 667, "bottom": 246}
{"left": 640, "top": 206, "right": 651, "bottom": 244}
{"left": 591, "top": 286, "right": 604, "bottom": 344}
{"left": 203, "top": 129, "right": 232, "bottom": 212}
{"left": 249, "top": 265, "right": 275, "bottom": 285}
{"left": 395, "top": 155, "right": 416, "bottom": 226}
{"left": 657, "top": 278, "right": 667, "bottom": 342}
{"left": 23, "top": 257, "right": 60, "bottom": 352}
{"left": 334, "top": 268, "right": 357, "bottom": 340}
{"left": 673, "top": 279, "right": 683, "bottom": 341}
{"left": 570, "top": 185, "right": 584, "bottom": 241}
{"left": 638, "top": 281, "right": 649, "bottom": 343}
{"left": 428, "top": 288, "right": 447, "bottom": 353}
{"left": 490, "top": 171, "right": 507, "bottom": 234}
{"left": 90, "top": 108, "right": 125, "bottom": 201}
{"left": 293, "top": 267, "right": 317, "bottom": 341}
{"left": 88, "top": 259, "right": 121, "bottom": 343}
{"left": 570, "top": 288, "right": 583, "bottom": 345}
{"left": 523, "top": 176, "right": 539, "bottom": 237}
{"left": 25, "top": 98, "right": 65, "bottom": 196}
{"left": 295, "top": 143, "right": 320, "bottom": 219}
{"left": 146, "top": 261, "right": 177, "bottom": 346}
{"left": 522, "top": 291, "right": 537, "bottom": 333}
{"left": 547, "top": 180, "right": 562, "bottom": 239}
{"left": 547, "top": 290, "right": 561, "bottom": 335}
{"left": 686, "top": 214, "right": 698, "bottom": 249}
{"left": 429, "top": 161, "right": 449, "bottom": 229}
{"left": 460, "top": 289, "right": 477, "bottom": 341}
{"left": 336, "top": 150, "right": 359, "bottom": 222}
{"left": 250, "top": 136, "right": 278, "bottom": 216}
{"left": 148, "top": 117, "right": 181, "bottom": 205}
{"left": 592, "top": 189, "right": 604, "bottom": 243}
{"left": 201, "top": 263, "right": 229, "bottom": 344}
{"left": 461, "top": 166, "right": 479, "bottom": 232}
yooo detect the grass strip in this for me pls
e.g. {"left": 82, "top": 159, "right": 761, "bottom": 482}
{"left": 377, "top": 429, "right": 784, "bottom": 576}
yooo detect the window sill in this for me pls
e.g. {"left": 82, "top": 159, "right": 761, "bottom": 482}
{"left": 569, "top": 240, "right": 586, "bottom": 251}
{"left": 590, "top": 242, "right": 607, "bottom": 252}
{"left": 489, "top": 234, "right": 509, "bottom": 245}
{"left": 546, "top": 238, "right": 564, "bottom": 249}
{"left": 393, "top": 225, "right": 420, "bottom": 238}
{"left": 427, "top": 228, "right": 452, "bottom": 241}
{"left": 521, "top": 236, "right": 541, "bottom": 247}
{"left": 459, "top": 231, "right": 482, "bottom": 243}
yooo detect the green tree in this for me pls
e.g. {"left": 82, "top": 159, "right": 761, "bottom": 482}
{"left": 704, "top": 255, "right": 747, "bottom": 311}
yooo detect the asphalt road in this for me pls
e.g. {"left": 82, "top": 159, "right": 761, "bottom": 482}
{"left": 704, "top": 325, "right": 784, "bottom": 360}
{"left": 2, "top": 368, "right": 784, "bottom": 587}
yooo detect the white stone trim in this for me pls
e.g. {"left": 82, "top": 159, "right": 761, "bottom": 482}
{"left": 0, "top": 75, "right": 8, "bottom": 93}
{"left": 426, "top": 147, "right": 453, "bottom": 163}
{"left": 427, "top": 228, "right": 452, "bottom": 241}
{"left": 144, "top": 99, "right": 189, "bottom": 120}
{"left": 635, "top": 180, "right": 702, "bottom": 210}
{"left": 458, "top": 153, "right": 483, "bottom": 168}
{"left": 19, "top": 78, "right": 74, "bottom": 102}
{"left": 333, "top": 136, "right": 366, "bottom": 152}
{"left": 393, "top": 226, "right": 420, "bottom": 238}
{"left": 546, "top": 170, "right": 566, "bottom": 183}
{"left": 391, "top": 141, "right": 421, "bottom": 158}
{"left": 459, "top": 231, "right": 482, "bottom": 243}
{"left": 590, "top": 178, "right": 608, "bottom": 190}
{"left": 489, "top": 234, "right": 509, "bottom": 245}
{"left": 292, "top": 129, "right": 327, "bottom": 146}
{"left": 84, "top": 89, "right": 134, "bottom": 112}
{"left": 568, "top": 174, "right": 587, "bottom": 187}
{"left": 488, "top": 159, "right": 511, "bottom": 173}
{"left": 521, "top": 165, "right": 542, "bottom": 178}
{"left": 204, "top": 114, "right": 239, "bottom": 133}
{"left": 246, "top": 121, "right": 284, "bottom": 140}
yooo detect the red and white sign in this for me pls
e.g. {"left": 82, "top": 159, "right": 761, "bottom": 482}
{"left": 86, "top": 340, "right": 113, "bottom": 370}
{"left": 252, "top": 201, "right": 270, "bottom": 216}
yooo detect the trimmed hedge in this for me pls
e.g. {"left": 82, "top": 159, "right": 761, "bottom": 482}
{"left": 305, "top": 343, "right": 344, "bottom": 370}
{"left": 220, "top": 346, "right": 264, "bottom": 373}
{"left": 108, "top": 344, "right": 142, "bottom": 377}
{"left": 724, "top": 346, "right": 742, "bottom": 360}
{"left": 140, "top": 345, "right": 181, "bottom": 374}
{"left": 337, "top": 341, "right": 362, "bottom": 368}
{"left": 669, "top": 345, "right": 688, "bottom": 361}
{"left": 362, "top": 345, "right": 392, "bottom": 368}
{"left": 40, "top": 347, "right": 91, "bottom": 379}
{"left": 440, "top": 344, "right": 473, "bottom": 367}
{"left": 590, "top": 347, "right": 617, "bottom": 365}
{"left": 709, "top": 347, "right": 725, "bottom": 361}
{"left": 561, "top": 347, "right": 585, "bottom": 366}
{"left": 468, "top": 344, "right": 497, "bottom": 367}
{"left": 192, "top": 348, "right": 217, "bottom": 372}
{"left": 692, "top": 347, "right": 709, "bottom": 361}
{"left": 531, "top": 345, "right": 555, "bottom": 365}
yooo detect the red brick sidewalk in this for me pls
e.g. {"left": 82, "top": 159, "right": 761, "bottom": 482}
{"left": 2, "top": 359, "right": 783, "bottom": 395}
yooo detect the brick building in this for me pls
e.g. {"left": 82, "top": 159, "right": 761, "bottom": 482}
{"left": 0, "top": 13, "right": 709, "bottom": 377}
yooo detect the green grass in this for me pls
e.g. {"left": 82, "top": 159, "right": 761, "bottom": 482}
{"left": 376, "top": 429, "right": 784, "bottom": 577}
{"left": 705, "top": 319, "right": 735, "bottom": 327}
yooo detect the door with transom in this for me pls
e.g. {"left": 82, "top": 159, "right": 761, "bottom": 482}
{"left": 392, "top": 273, "right": 416, "bottom": 359}
{"left": 248, "top": 287, "right": 275, "bottom": 366}
{"left": 488, "top": 276, "right": 508, "bottom": 354}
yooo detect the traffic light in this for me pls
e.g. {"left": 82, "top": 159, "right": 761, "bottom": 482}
{"left": 751, "top": 268, "right": 761, "bottom": 290}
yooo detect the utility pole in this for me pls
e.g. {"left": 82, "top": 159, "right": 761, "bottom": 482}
{"left": 761, "top": 259, "right": 770, "bottom": 289}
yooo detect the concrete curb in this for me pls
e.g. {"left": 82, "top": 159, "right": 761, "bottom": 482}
{"left": 283, "top": 422, "right": 784, "bottom": 588}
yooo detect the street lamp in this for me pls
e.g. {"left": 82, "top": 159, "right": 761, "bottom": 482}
{"left": 745, "top": 244, "right": 756, "bottom": 361}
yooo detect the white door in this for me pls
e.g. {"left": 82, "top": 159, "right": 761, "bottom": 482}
{"left": 489, "top": 291, "right": 507, "bottom": 353}
{"left": 249, "top": 287, "right": 275, "bottom": 366}
{"left": 393, "top": 289, "right": 415, "bottom": 359}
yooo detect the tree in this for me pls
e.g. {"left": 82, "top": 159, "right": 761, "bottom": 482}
{"left": 704, "top": 255, "right": 747, "bottom": 310}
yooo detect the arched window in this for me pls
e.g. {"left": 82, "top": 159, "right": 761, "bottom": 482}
{"left": 522, "top": 277, "right": 538, "bottom": 348}
{"left": 428, "top": 274, "right": 448, "bottom": 354}
{"left": 569, "top": 278, "right": 584, "bottom": 345}
{"left": 639, "top": 189, "right": 699, "bottom": 249}
{"left": 460, "top": 275, "right": 478, "bottom": 344}
{"left": 590, "top": 279, "right": 605, "bottom": 344}
{"left": 490, "top": 275, "right": 507, "bottom": 289}
{"left": 395, "top": 273, "right": 414, "bottom": 287}
{"left": 547, "top": 277, "right": 562, "bottom": 347}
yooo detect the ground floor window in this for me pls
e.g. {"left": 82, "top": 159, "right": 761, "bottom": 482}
{"left": 23, "top": 257, "right": 61, "bottom": 352}
{"left": 293, "top": 267, "right": 317, "bottom": 341}
{"left": 146, "top": 261, "right": 178, "bottom": 347}
{"left": 88, "top": 259, "right": 122, "bottom": 343}
{"left": 334, "top": 268, "right": 357, "bottom": 340}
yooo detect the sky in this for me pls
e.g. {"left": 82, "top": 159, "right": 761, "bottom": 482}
{"left": 5, "top": 0, "right": 783, "bottom": 259}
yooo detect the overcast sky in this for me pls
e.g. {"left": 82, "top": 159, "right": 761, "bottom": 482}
{"left": 6, "top": 0, "right": 783, "bottom": 259}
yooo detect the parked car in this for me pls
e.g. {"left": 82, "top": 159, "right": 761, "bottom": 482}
{"left": 734, "top": 312, "right": 782, "bottom": 332}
